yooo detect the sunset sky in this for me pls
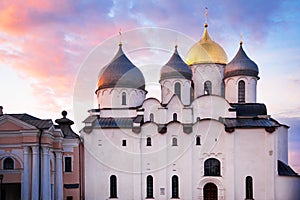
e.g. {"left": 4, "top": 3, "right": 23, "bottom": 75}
{"left": 0, "top": 0, "right": 300, "bottom": 171}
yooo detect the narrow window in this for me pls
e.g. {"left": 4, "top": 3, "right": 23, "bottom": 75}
{"left": 171, "top": 175, "right": 179, "bottom": 198}
{"left": 204, "top": 81, "right": 212, "bottom": 95}
{"left": 64, "top": 157, "right": 72, "bottom": 172}
{"left": 221, "top": 81, "right": 225, "bottom": 97}
{"left": 146, "top": 137, "right": 152, "bottom": 146}
{"left": 122, "top": 139, "right": 127, "bottom": 146}
{"left": 150, "top": 113, "right": 154, "bottom": 122}
{"left": 3, "top": 157, "right": 14, "bottom": 170}
{"left": 173, "top": 113, "right": 177, "bottom": 121}
{"left": 121, "top": 92, "right": 126, "bottom": 105}
{"left": 238, "top": 80, "right": 245, "bottom": 103}
{"left": 204, "top": 158, "right": 221, "bottom": 176}
{"left": 172, "top": 138, "right": 178, "bottom": 146}
{"left": 160, "top": 188, "right": 165, "bottom": 195}
{"left": 246, "top": 176, "right": 253, "bottom": 199}
{"left": 66, "top": 197, "right": 73, "bottom": 200}
{"left": 146, "top": 175, "right": 154, "bottom": 198}
{"left": 196, "top": 136, "right": 201, "bottom": 145}
{"left": 110, "top": 175, "right": 117, "bottom": 198}
{"left": 174, "top": 82, "right": 181, "bottom": 100}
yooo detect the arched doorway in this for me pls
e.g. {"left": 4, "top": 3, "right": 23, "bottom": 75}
{"left": 204, "top": 182, "right": 218, "bottom": 200}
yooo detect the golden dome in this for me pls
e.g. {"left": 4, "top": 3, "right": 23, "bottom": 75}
{"left": 186, "top": 24, "right": 228, "bottom": 65}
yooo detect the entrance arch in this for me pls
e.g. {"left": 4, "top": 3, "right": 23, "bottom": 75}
{"left": 204, "top": 183, "right": 218, "bottom": 200}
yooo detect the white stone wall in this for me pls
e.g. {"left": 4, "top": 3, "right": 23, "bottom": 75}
{"left": 226, "top": 128, "right": 276, "bottom": 200}
{"left": 224, "top": 76, "right": 258, "bottom": 103}
{"left": 190, "top": 64, "right": 225, "bottom": 98}
{"left": 160, "top": 78, "right": 191, "bottom": 106}
{"left": 97, "top": 88, "right": 146, "bottom": 108}
{"left": 276, "top": 126, "right": 288, "bottom": 163}
{"left": 276, "top": 176, "right": 300, "bottom": 200}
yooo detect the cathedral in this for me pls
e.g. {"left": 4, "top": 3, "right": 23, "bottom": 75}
{"left": 1, "top": 22, "right": 300, "bottom": 200}
{"left": 81, "top": 22, "right": 300, "bottom": 200}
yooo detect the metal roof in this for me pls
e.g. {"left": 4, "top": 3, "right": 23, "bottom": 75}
{"left": 224, "top": 44, "right": 259, "bottom": 78}
{"left": 278, "top": 160, "right": 299, "bottom": 177}
{"left": 98, "top": 117, "right": 134, "bottom": 128}
{"left": 96, "top": 44, "right": 145, "bottom": 92}
{"left": 222, "top": 118, "right": 280, "bottom": 128}
{"left": 10, "top": 114, "right": 53, "bottom": 129}
{"left": 230, "top": 103, "right": 267, "bottom": 117}
{"left": 160, "top": 47, "right": 192, "bottom": 80}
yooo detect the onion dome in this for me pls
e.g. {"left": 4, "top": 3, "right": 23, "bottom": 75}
{"left": 224, "top": 42, "right": 259, "bottom": 78}
{"left": 96, "top": 44, "right": 145, "bottom": 93}
{"left": 160, "top": 45, "right": 192, "bottom": 81}
{"left": 186, "top": 24, "right": 228, "bottom": 65}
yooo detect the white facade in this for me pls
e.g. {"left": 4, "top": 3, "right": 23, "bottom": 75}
{"left": 82, "top": 25, "right": 300, "bottom": 200}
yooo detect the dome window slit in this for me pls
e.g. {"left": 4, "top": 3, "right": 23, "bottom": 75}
{"left": 121, "top": 92, "right": 127, "bottom": 105}
{"left": 150, "top": 113, "right": 154, "bottom": 122}
{"left": 173, "top": 113, "right": 178, "bottom": 121}
{"left": 174, "top": 82, "right": 181, "bottom": 100}
{"left": 146, "top": 137, "right": 152, "bottom": 146}
{"left": 238, "top": 80, "right": 245, "bottom": 103}
{"left": 204, "top": 81, "right": 212, "bottom": 95}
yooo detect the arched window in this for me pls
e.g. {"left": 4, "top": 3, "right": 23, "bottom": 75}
{"left": 173, "top": 113, "right": 177, "bottom": 121}
{"left": 246, "top": 176, "right": 253, "bottom": 199}
{"left": 171, "top": 175, "right": 179, "bottom": 198}
{"left": 238, "top": 80, "right": 245, "bottom": 103}
{"left": 3, "top": 157, "right": 14, "bottom": 170}
{"left": 174, "top": 82, "right": 181, "bottom": 100}
{"left": 150, "top": 113, "right": 154, "bottom": 122}
{"left": 110, "top": 175, "right": 117, "bottom": 198}
{"left": 121, "top": 92, "right": 126, "bottom": 105}
{"left": 146, "top": 175, "right": 154, "bottom": 198}
{"left": 204, "top": 158, "right": 221, "bottom": 176}
{"left": 196, "top": 136, "right": 201, "bottom": 145}
{"left": 146, "top": 137, "right": 152, "bottom": 146}
{"left": 172, "top": 138, "right": 178, "bottom": 146}
{"left": 221, "top": 81, "right": 225, "bottom": 97}
{"left": 204, "top": 81, "right": 212, "bottom": 95}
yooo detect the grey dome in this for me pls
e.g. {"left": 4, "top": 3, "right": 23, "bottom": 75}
{"left": 224, "top": 44, "right": 259, "bottom": 78}
{"left": 96, "top": 44, "right": 145, "bottom": 92}
{"left": 160, "top": 46, "right": 192, "bottom": 81}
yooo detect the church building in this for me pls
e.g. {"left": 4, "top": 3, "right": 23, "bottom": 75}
{"left": 81, "top": 22, "right": 300, "bottom": 200}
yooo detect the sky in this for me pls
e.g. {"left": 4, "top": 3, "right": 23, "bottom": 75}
{"left": 0, "top": 0, "right": 300, "bottom": 172}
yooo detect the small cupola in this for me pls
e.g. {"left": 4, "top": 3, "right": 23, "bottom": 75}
{"left": 160, "top": 45, "right": 192, "bottom": 81}
{"left": 224, "top": 42, "right": 259, "bottom": 79}
{"left": 160, "top": 46, "right": 193, "bottom": 106}
{"left": 186, "top": 23, "right": 228, "bottom": 65}
{"left": 96, "top": 43, "right": 147, "bottom": 109}
{"left": 96, "top": 43, "right": 146, "bottom": 93}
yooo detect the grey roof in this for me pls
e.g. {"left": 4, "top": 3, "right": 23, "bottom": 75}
{"left": 10, "top": 114, "right": 53, "bottom": 129}
{"left": 278, "top": 160, "right": 299, "bottom": 177}
{"left": 96, "top": 44, "right": 145, "bottom": 92}
{"left": 160, "top": 47, "right": 192, "bottom": 81}
{"left": 230, "top": 103, "right": 267, "bottom": 117}
{"left": 224, "top": 44, "right": 259, "bottom": 78}
{"left": 222, "top": 118, "right": 280, "bottom": 128}
{"left": 98, "top": 117, "right": 134, "bottom": 128}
